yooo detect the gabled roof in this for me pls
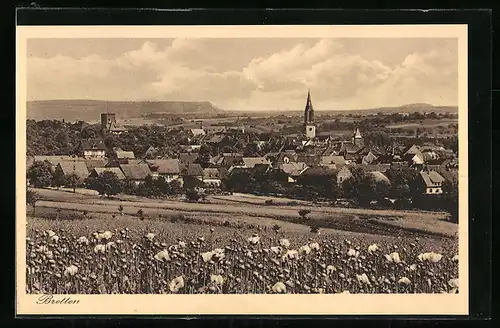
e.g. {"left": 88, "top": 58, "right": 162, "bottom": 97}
{"left": 84, "top": 159, "right": 107, "bottom": 171}
{"left": 296, "top": 153, "right": 321, "bottom": 166}
{"left": 81, "top": 139, "right": 106, "bottom": 151}
{"left": 57, "top": 161, "right": 89, "bottom": 180}
{"left": 206, "top": 134, "right": 225, "bottom": 143}
{"left": 242, "top": 157, "right": 270, "bottom": 168}
{"left": 420, "top": 170, "right": 445, "bottom": 187}
{"left": 34, "top": 155, "right": 78, "bottom": 166}
{"left": 279, "top": 162, "right": 308, "bottom": 177}
{"left": 146, "top": 159, "right": 180, "bottom": 174}
{"left": 116, "top": 151, "right": 135, "bottom": 159}
{"left": 119, "top": 164, "right": 152, "bottom": 180}
{"left": 92, "top": 167, "right": 126, "bottom": 180}
{"left": 179, "top": 153, "right": 199, "bottom": 163}
{"left": 340, "top": 142, "right": 362, "bottom": 154}
{"left": 320, "top": 155, "right": 346, "bottom": 166}
{"left": 179, "top": 163, "right": 204, "bottom": 176}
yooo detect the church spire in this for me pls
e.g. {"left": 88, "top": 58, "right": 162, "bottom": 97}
{"left": 304, "top": 89, "right": 314, "bottom": 124}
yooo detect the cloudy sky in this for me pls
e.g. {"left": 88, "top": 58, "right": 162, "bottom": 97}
{"left": 27, "top": 38, "right": 458, "bottom": 111}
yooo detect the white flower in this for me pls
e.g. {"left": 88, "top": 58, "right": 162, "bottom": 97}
{"left": 201, "top": 251, "right": 213, "bottom": 263}
{"left": 282, "top": 249, "right": 300, "bottom": 261}
{"left": 341, "top": 290, "right": 350, "bottom": 294}
{"left": 270, "top": 246, "right": 282, "bottom": 254}
{"left": 367, "top": 244, "right": 379, "bottom": 253}
{"left": 93, "top": 244, "right": 106, "bottom": 254}
{"left": 64, "top": 265, "right": 78, "bottom": 277}
{"left": 169, "top": 276, "right": 185, "bottom": 293}
{"left": 299, "top": 245, "right": 311, "bottom": 255}
{"left": 326, "top": 265, "right": 336, "bottom": 274}
{"left": 77, "top": 236, "right": 89, "bottom": 245}
{"left": 356, "top": 273, "right": 371, "bottom": 285}
{"left": 398, "top": 277, "right": 411, "bottom": 285}
{"left": 448, "top": 278, "right": 459, "bottom": 289}
{"left": 50, "top": 235, "right": 59, "bottom": 243}
{"left": 272, "top": 282, "right": 287, "bottom": 293}
{"left": 145, "top": 233, "right": 155, "bottom": 241}
{"left": 452, "top": 254, "right": 459, "bottom": 262}
{"left": 154, "top": 249, "right": 171, "bottom": 262}
{"left": 101, "top": 231, "right": 113, "bottom": 240}
{"left": 309, "top": 242, "right": 320, "bottom": 251}
{"left": 417, "top": 252, "right": 442, "bottom": 263}
{"left": 247, "top": 236, "right": 260, "bottom": 245}
{"left": 178, "top": 241, "right": 186, "bottom": 248}
{"left": 46, "top": 230, "right": 56, "bottom": 237}
{"left": 347, "top": 248, "right": 359, "bottom": 258}
{"left": 409, "top": 264, "right": 417, "bottom": 271}
{"left": 279, "top": 238, "right": 290, "bottom": 248}
{"left": 385, "top": 252, "right": 401, "bottom": 263}
{"left": 210, "top": 274, "right": 224, "bottom": 286}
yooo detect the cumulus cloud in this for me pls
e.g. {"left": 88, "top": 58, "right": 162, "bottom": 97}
{"left": 27, "top": 38, "right": 458, "bottom": 110}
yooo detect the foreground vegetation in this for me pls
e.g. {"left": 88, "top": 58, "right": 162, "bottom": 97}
{"left": 26, "top": 216, "right": 459, "bottom": 295}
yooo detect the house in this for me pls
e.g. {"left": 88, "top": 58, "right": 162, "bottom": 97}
{"left": 420, "top": 170, "right": 446, "bottom": 194}
{"left": 279, "top": 162, "right": 308, "bottom": 183}
{"left": 242, "top": 157, "right": 271, "bottom": 168}
{"left": 189, "top": 128, "right": 206, "bottom": 138}
{"left": 55, "top": 161, "right": 90, "bottom": 181}
{"left": 179, "top": 153, "right": 199, "bottom": 165}
{"left": 144, "top": 146, "right": 159, "bottom": 159}
{"left": 320, "top": 155, "right": 346, "bottom": 167}
{"left": 115, "top": 150, "right": 136, "bottom": 164}
{"left": 202, "top": 168, "right": 222, "bottom": 187}
{"left": 205, "top": 126, "right": 227, "bottom": 134}
{"left": 88, "top": 167, "right": 126, "bottom": 180}
{"left": 179, "top": 163, "right": 204, "bottom": 180}
{"left": 336, "top": 166, "right": 353, "bottom": 185}
{"left": 119, "top": 164, "right": 152, "bottom": 184}
{"left": 361, "top": 151, "right": 378, "bottom": 165}
{"left": 297, "top": 153, "right": 321, "bottom": 167}
{"left": 84, "top": 159, "right": 108, "bottom": 171}
{"left": 80, "top": 139, "right": 107, "bottom": 159}
{"left": 146, "top": 159, "right": 181, "bottom": 182}
{"left": 220, "top": 153, "right": 244, "bottom": 167}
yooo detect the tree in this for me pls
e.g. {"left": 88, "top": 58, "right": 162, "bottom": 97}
{"left": 442, "top": 180, "right": 458, "bottom": 223}
{"left": 26, "top": 189, "right": 40, "bottom": 216}
{"left": 65, "top": 172, "right": 83, "bottom": 193}
{"left": 169, "top": 180, "right": 183, "bottom": 195}
{"left": 27, "top": 161, "right": 54, "bottom": 188}
{"left": 52, "top": 167, "right": 66, "bottom": 189}
{"left": 185, "top": 189, "right": 201, "bottom": 202}
{"left": 87, "top": 171, "right": 123, "bottom": 197}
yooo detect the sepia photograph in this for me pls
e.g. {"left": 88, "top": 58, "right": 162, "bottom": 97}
{"left": 16, "top": 24, "right": 468, "bottom": 315}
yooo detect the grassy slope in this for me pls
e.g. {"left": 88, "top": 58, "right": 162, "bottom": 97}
{"left": 32, "top": 188, "right": 457, "bottom": 238}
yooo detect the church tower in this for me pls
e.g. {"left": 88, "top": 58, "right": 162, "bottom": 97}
{"left": 304, "top": 90, "right": 316, "bottom": 139}
{"left": 352, "top": 127, "right": 364, "bottom": 147}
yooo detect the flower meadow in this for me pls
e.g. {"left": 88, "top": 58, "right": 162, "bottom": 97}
{"left": 26, "top": 224, "right": 459, "bottom": 294}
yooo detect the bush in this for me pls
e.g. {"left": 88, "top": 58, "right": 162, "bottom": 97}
{"left": 298, "top": 209, "right": 311, "bottom": 219}
{"left": 264, "top": 199, "right": 274, "bottom": 205}
{"left": 185, "top": 189, "right": 201, "bottom": 202}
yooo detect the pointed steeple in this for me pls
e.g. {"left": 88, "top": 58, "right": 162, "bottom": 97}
{"left": 354, "top": 128, "right": 362, "bottom": 139}
{"left": 304, "top": 89, "right": 314, "bottom": 124}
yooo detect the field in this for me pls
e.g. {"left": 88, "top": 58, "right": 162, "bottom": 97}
{"left": 385, "top": 119, "right": 458, "bottom": 130}
{"left": 25, "top": 187, "right": 459, "bottom": 294}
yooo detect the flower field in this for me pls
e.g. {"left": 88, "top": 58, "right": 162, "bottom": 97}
{"left": 26, "top": 217, "right": 459, "bottom": 294}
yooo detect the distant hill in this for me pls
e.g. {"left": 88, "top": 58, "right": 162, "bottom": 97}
{"left": 27, "top": 100, "right": 224, "bottom": 121}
